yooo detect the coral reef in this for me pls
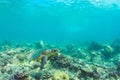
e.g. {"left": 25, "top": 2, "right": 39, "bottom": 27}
{"left": 0, "top": 41, "right": 120, "bottom": 80}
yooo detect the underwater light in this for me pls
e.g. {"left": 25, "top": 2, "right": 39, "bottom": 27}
{"left": 90, "top": 0, "right": 120, "bottom": 8}
{"left": 55, "top": 0, "right": 120, "bottom": 9}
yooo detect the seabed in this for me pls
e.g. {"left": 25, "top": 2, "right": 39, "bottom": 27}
{"left": 0, "top": 40, "right": 120, "bottom": 80}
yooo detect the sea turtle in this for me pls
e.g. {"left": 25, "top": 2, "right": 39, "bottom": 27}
{"left": 34, "top": 49, "right": 59, "bottom": 62}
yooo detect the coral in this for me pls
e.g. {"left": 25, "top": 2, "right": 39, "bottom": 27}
{"left": 88, "top": 41, "right": 103, "bottom": 51}
{"left": 30, "top": 61, "right": 39, "bottom": 69}
{"left": 65, "top": 44, "right": 76, "bottom": 54}
{"left": 50, "top": 54, "right": 70, "bottom": 68}
{"left": 1, "top": 41, "right": 120, "bottom": 80}
{"left": 0, "top": 40, "right": 12, "bottom": 47}
{"left": 0, "top": 40, "right": 12, "bottom": 51}
{"left": 50, "top": 54, "right": 82, "bottom": 72}
{"left": 52, "top": 71, "right": 69, "bottom": 80}
{"left": 31, "top": 71, "right": 42, "bottom": 80}
{"left": 117, "top": 61, "right": 120, "bottom": 71}
{"left": 41, "top": 71, "right": 52, "bottom": 80}
{"left": 29, "top": 68, "right": 41, "bottom": 79}
{"left": 16, "top": 54, "right": 26, "bottom": 62}
{"left": 0, "top": 53, "right": 12, "bottom": 67}
{"left": 9, "top": 71, "right": 29, "bottom": 80}
{"left": 78, "top": 65, "right": 100, "bottom": 79}
{"left": 105, "top": 61, "right": 120, "bottom": 79}
{"left": 105, "top": 68, "right": 119, "bottom": 79}
{"left": 75, "top": 48, "right": 86, "bottom": 58}
{"left": 101, "top": 45, "right": 114, "bottom": 59}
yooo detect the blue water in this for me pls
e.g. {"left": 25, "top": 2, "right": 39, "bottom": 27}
{"left": 0, "top": 0, "right": 120, "bottom": 43}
